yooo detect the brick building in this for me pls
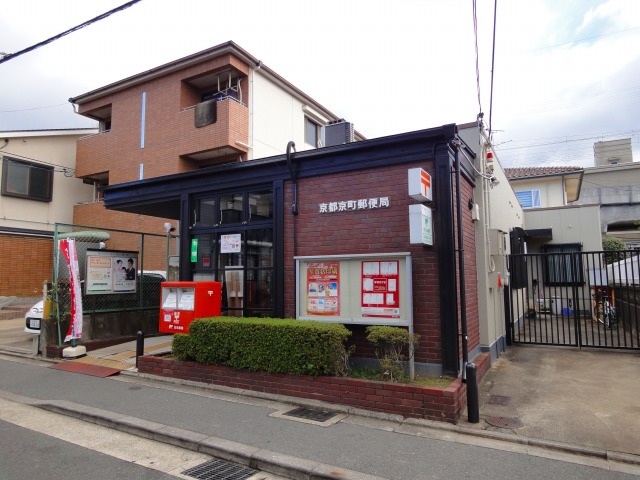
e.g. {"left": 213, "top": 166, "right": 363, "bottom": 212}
{"left": 69, "top": 41, "right": 363, "bottom": 266}
{"left": 103, "top": 124, "right": 480, "bottom": 377}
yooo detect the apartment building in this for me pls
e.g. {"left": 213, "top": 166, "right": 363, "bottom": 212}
{"left": 0, "top": 129, "right": 97, "bottom": 296}
{"left": 68, "top": 41, "right": 362, "bottom": 256}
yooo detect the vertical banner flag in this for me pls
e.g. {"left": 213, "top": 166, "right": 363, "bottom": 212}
{"left": 60, "top": 239, "right": 83, "bottom": 342}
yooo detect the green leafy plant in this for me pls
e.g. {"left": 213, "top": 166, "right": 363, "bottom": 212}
{"left": 602, "top": 236, "right": 628, "bottom": 265}
{"left": 172, "top": 316, "right": 351, "bottom": 376}
{"left": 365, "top": 326, "right": 419, "bottom": 382}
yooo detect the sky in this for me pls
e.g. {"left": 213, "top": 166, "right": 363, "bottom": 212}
{"left": 0, "top": 0, "right": 639, "bottom": 168}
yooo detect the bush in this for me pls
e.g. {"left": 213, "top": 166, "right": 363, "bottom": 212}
{"left": 602, "top": 236, "right": 628, "bottom": 265}
{"left": 172, "top": 316, "right": 351, "bottom": 376}
{"left": 366, "top": 326, "right": 419, "bottom": 382}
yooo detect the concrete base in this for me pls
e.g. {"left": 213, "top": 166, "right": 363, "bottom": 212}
{"left": 62, "top": 345, "right": 87, "bottom": 359}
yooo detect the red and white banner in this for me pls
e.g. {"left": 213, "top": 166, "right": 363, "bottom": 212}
{"left": 60, "top": 239, "right": 83, "bottom": 342}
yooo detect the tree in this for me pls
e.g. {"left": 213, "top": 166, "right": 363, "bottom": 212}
{"left": 602, "top": 236, "right": 627, "bottom": 265}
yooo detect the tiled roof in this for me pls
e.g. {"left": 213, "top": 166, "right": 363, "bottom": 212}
{"left": 504, "top": 166, "right": 582, "bottom": 180}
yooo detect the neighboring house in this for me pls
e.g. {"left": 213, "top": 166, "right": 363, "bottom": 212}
{"left": 569, "top": 139, "right": 640, "bottom": 248}
{"left": 0, "top": 129, "right": 97, "bottom": 297}
{"left": 505, "top": 166, "right": 583, "bottom": 209}
{"left": 68, "top": 41, "right": 363, "bottom": 259}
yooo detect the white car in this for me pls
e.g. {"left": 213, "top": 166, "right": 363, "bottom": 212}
{"left": 24, "top": 301, "right": 44, "bottom": 334}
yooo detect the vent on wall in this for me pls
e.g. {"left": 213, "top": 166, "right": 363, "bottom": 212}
{"left": 325, "top": 119, "right": 354, "bottom": 147}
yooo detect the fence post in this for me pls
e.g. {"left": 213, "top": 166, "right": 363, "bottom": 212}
{"left": 136, "top": 331, "right": 144, "bottom": 368}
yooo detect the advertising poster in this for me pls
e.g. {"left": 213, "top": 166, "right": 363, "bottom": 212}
{"left": 361, "top": 260, "right": 400, "bottom": 318}
{"left": 221, "top": 233, "right": 242, "bottom": 253}
{"left": 306, "top": 262, "right": 340, "bottom": 316}
{"left": 85, "top": 250, "right": 138, "bottom": 294}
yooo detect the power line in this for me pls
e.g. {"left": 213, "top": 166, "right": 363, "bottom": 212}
{"left": 0, "top": 103, "right": 68, "bottom": 113}
{"left": 472, "top": 0, "right": 482, "bottom": 115}
{"left": 0, "top": 0, "right": 143, "bottom": 65}
{"left": 488, "top": 0, "right": 497, "bottom": 139}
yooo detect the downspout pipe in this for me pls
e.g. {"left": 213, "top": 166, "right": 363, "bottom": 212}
{"left": 286, "top": 141, "right": 298, "bottom": 317}
{"left": 455, "top": 143, "right": 480, "bottom": 423}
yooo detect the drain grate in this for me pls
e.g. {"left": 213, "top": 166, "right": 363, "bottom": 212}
{"left": 182, "top": 458, "right": 257, "bottom": 480}
{"left": 488, "top": 394, "right": 511, "bottom": 406}
{"left": 486, "top": 416, "right": 523, "bottom": 429}
{"left": 282, "top": 406, "right": 337, "bottom": 422}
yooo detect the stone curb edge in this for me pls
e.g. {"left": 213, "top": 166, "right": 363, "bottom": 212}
{"left": 0, "top": 390, "right": 386, "bottom": 480}
{"left": 125, "top": 370, "right": 640, "bottom": 468}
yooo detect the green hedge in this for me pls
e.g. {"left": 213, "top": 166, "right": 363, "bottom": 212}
{"left": 172, "top": 316, "right": 351, "bottom": 376}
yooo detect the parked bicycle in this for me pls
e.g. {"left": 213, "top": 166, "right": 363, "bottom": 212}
{"left": 593, "top": 288, "right": 618, "bottom": 328}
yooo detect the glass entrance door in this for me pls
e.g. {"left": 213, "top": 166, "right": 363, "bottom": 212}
{"left": 190, "top": 189, "right": 274, "bottom": 317}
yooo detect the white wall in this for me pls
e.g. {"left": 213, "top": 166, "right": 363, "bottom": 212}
{"left": 250, "top": 70, "right": 331, "bottom": 160}
{"left": 523, "top": 205, "right": 603, "bottom": 251}
{"left": 510, "top": 177, "right": 567, "bottom": 208}
{"left": 0, "top": 130, "right": 96, "bottom": 232}
{"left": 459, "top": 123, "right": 525, "bottom": 359}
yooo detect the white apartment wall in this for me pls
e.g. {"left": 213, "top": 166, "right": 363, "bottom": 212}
{"left": 523, "top": 205, "right": 603, "bottom": 251}
{"left": 510, "top": 177, "right": 566, "bottom": 208}
{"left": 250, "top": 70, "right": 331, "bottom": 159}
{"left": 459, "top": 124, "right": 525, "bottom": 360}
{"left": 0, "top": 131, "right": 95, "bottom": 232}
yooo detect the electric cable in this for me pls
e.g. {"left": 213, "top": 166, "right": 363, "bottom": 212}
{"left": 0, "top": 0, "right": 143, "bottom": 65}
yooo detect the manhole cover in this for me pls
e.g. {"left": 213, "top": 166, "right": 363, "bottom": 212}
{"left": 488, "top": 395, "right": 511, "bottom": 406}
{"left": 183, "top": 458, "right": 257, "bottom": 480}
{"left": 282, "top": 406, "right": 337, "bottom": 422}
{"left": 486, "top": 416, "right": 523, "bottom": 429}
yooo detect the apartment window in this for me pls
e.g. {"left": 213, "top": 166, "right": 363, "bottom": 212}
{"left": 305, "top": 117, "right": 320, "bottom": 147}
{"left": 1, "top": 157, "right": 53, "bottom": 202}
{"left": 543, "top": 243, "right": 583, "bottom": 286}
{"left": 515, "top": 189, "right": 541, "bottom": 209}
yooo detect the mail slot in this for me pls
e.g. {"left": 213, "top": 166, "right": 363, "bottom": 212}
{"left": 159, "top": 281, "right": 222, "bottom": 334}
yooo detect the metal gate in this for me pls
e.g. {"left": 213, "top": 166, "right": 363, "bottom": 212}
{"left": 507, "top": 250, "right": 640, "bottom": 350}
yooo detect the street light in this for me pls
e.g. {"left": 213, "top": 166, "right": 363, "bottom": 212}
{"left": 164, "top": 223, "right": 176, "bottom": 280}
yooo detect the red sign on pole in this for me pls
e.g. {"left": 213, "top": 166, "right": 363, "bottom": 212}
{"left": 361, "top": 260, "right": 400, "bottom": 318}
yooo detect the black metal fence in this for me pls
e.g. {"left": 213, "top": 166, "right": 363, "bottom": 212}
{"left": 507, "top": 250, "right": 640, "bottom": 350}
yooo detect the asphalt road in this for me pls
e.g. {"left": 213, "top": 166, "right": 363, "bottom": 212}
{"left": 0, "top": 355, "right": 637, "bottom": 480}
{"left": 0, "top": 419, "right": 194, "bottom": 480}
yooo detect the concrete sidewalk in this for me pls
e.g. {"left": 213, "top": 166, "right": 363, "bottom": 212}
{"left": 466, "top": 345, "right": 640, "bottom": 457}
{"left": 1, "top": 337, "right": 639, "bottom": 478}
{"left": 67, "top": 339, "right": 640, "bottom": 464}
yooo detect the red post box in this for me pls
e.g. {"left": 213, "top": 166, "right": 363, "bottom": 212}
{"left": 159, "top": 281, "right": 222, "bottom": 334}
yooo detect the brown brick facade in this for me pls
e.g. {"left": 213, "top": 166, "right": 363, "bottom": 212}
{"left": 75, "top": 54, "right": 251, "bottom": 185}
{"left": 73, "top": 202, "right": 176, "bottom": 272}
{"left": 282, "top": 159, "right": 479, "bottom": 368}
{"left": 0, "top": 234, "right": 53, "bottom": 297}
{"left": 138, "top": 352, "right": 491, "bottom": 423}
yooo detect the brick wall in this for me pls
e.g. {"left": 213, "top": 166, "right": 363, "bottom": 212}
{"left": 282, "top": 160, "right": 480, "bottom": 367}
{"left": 75, "top": 54, "right": 251, "bottom": 185}
{"left": 0, "top": 234, "right": 52, "bottom": 297}
{"left": 73, "top": 202, "right": 176, "bottom": 272}
{"left": 138, "top": 351, "right": 491, "bottom": 423}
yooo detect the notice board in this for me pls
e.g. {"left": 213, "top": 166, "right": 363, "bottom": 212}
{"left": 296, "top": 253, "right": 412, "bottom": 326}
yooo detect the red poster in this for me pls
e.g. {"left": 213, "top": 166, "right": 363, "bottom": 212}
{"left": 361, "top": 260, "right": 400, "bottom": 318}
{"left": 306, "top": 262, "right": 340, "bottom": 316}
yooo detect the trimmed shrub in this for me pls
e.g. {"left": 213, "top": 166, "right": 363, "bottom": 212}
{"left": 366, "top": 326, "right": 419, "bottom": 382}
{"left": 172, "top": 316, "right": 351, "bottom": 376}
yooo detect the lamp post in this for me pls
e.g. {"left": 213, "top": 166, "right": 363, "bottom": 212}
{"left": 164, "top": 223, "right": 176, "bottom": 279}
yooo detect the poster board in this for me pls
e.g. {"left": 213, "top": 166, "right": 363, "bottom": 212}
{"left": 85, "top": 249, "right": 139, "bottom": 294}
{"left": 296, "top": 253, "right": 412, "bottom": 326}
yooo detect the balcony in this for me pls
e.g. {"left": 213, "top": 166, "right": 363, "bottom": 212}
{"left": 76, "top": 98, "right": 249, "bottom": 184}
{"left": 178, "top": 97, "right": 249, "bottom": 163}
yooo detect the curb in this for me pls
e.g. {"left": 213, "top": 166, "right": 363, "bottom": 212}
{"left": 3, "top": 350, "right": 640, "bottom": 470}
{"left": 0, "top": 390, "right": 386, "bottom": 480}
{"left": 124, "top": 370, "right": 640, "bottom": 468}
